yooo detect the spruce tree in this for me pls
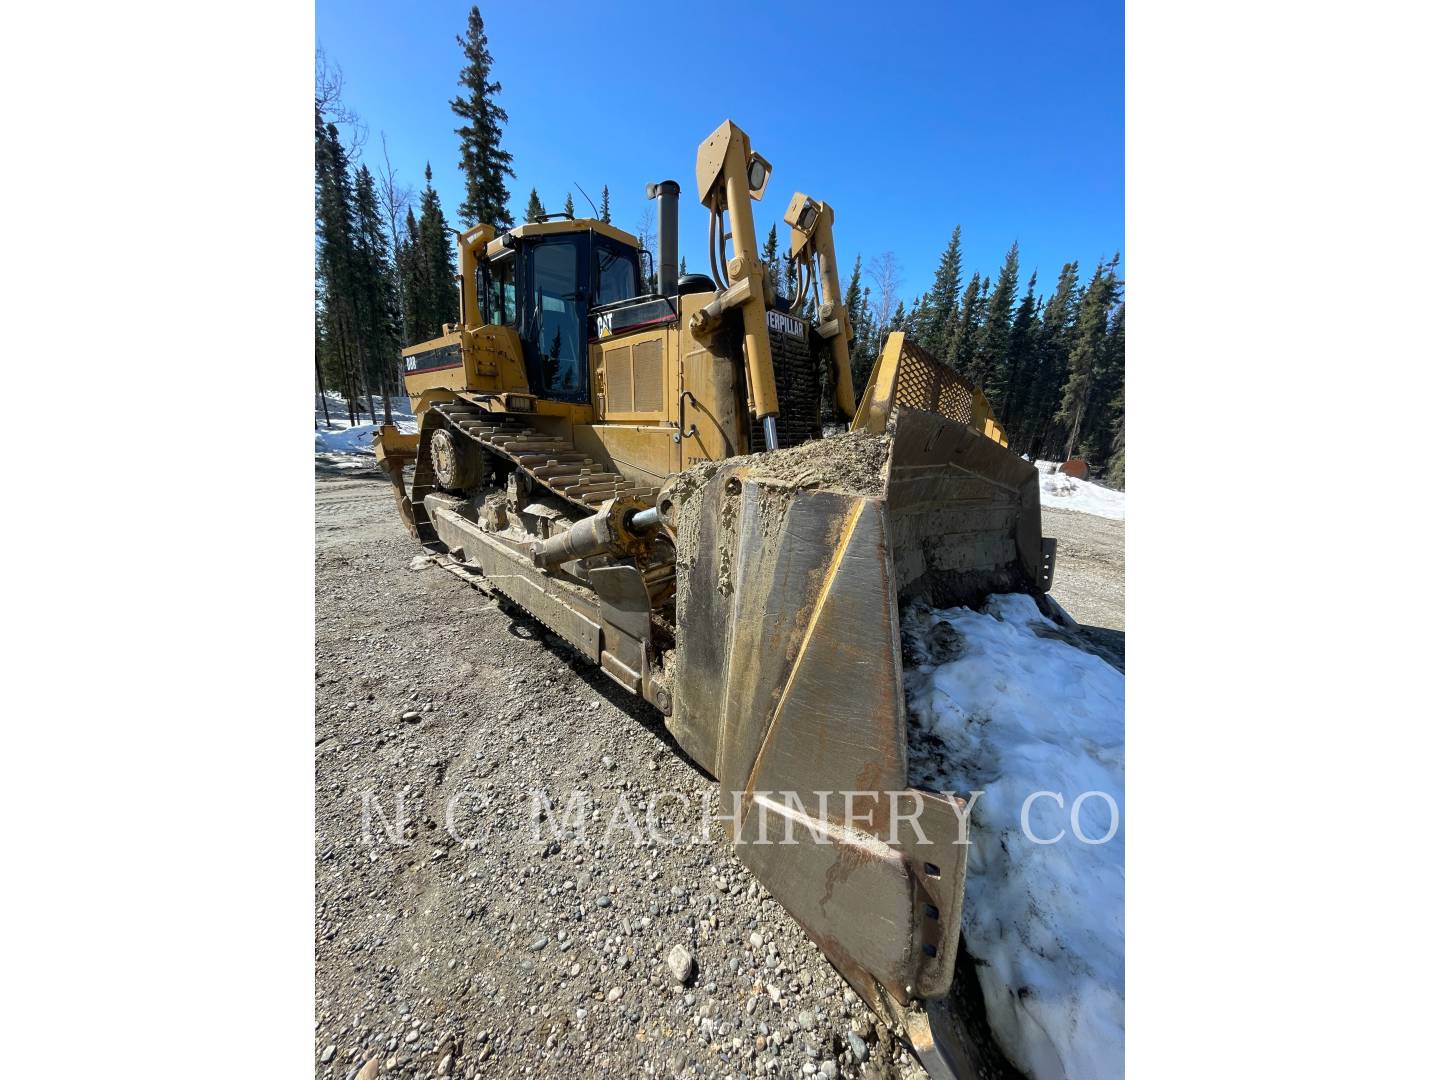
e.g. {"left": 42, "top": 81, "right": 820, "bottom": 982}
{"left": 679, "top": 255, "right": 688, "bottom": 276}
{"left": 947, "top": 273, "right": 983, "bottom": 376}
{"left": 1085, "top": 301, "right": 1125, "bottom": 467}
{"left": 920, "top": 226, "right": 962, "bottom": 355}
{"left": 1017, "top": 261, "right": 1080, "bottom": 456}
{"left": 842, "top": 255, "right": 864, "bottom": 326}
{"left": 999, "top": 272, "right": 1040, "bottom": 431}
{"left": 1057, "top": 257, "right": 1121, "bottom": 463}
{"left": 350, "top": 164, "right": 381, "bottom": 413}
{"left": 352, "top": 164, "right": 403, "bottom": 423}
{"left": 416, "top": 163, "right": 459, "bottom": 341}
{"left": 452, "top": 6, "right": 514, "bottom": 228}
{"left": 599, "top": 185, "right": 611, "bottom": 224}
{"left": 843, "top": 255, "right": 874, "bottom": 390}
{"left": 563, "top": 192, "right": 575, "bottom": 219}
{"left": 855, "top": 285, "right": 876, "bottom": 392}
{"left": 762, "top": 225, "right": 780, "bottom": 296}
{"left": 1106, "top": 387, "right": 1125, "bottom": 489}
{"left": 976, "top": 242, "right": 1021, "bottom": 407}
{"left": 399, "top": 207, "right": 424, "bottom": 347}
{"left": 316, "top": 112, "right": 362, "bottom": 423}
{"left": 909, "top": 292, "right": 930, "bottom": 341}
{"left": 525, "top": 188, "right": 546, "bottom": 223}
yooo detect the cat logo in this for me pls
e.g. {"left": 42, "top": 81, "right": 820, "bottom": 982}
{"left": 766, "top": 309, "right": 805, "bottom": 340}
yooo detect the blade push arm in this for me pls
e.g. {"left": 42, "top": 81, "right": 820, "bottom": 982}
{"left": 693, "top": 120, "right": 781, "bottom": 450}
{"left": 784, "top": 194, "right": 857, "bottom": 420}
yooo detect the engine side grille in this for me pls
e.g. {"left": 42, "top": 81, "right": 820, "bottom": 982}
{"left": 606, "top": 344, "right": 633, "bottom": 413}
{"left": 632, "top": 339, "right": 664, "bottom": 413}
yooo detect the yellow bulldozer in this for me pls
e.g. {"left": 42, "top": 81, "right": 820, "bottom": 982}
{"left": 373, "top": 119, "right": 1058, "bottom": 1077}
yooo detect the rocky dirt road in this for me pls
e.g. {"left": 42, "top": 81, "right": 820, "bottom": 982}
{"left": 314, "top": 466, "right": 1125, "bottom": 1079}
{"left": 1042, "top": 508, "right": 1125, "bottom": 633}
{"left": 1042, "top": 506, "right": 1125, "bottom": 667}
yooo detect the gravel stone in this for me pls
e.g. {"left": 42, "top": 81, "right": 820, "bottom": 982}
{"left": 667, "top": 944, "right": 694, "bottom": 983}
{"left": 847, "top": 1029, "right": 870, "bottom": 1062}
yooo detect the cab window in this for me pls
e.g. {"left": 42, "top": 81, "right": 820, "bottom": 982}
{"left": 595, "top": 242, "right": 639, "bottom": 306}
{"left": 531, "top": 239, "right": 584, "bottom": 400}
{"left": 487, "top": 254, "right": 518, "bottom": 326}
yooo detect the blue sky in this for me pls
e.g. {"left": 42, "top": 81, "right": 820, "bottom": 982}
{"left": 316, "top": 0, "right": 1122, "bottom": 306}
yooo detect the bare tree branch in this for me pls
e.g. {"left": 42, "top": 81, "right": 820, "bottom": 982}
{"left": 378, "top": 132, "right": 415, "bottom": 256}
{"left": 635, "top": 204, "right": 655, "bottom": 253}
{"left": 634, "top": 204, "right": 656, "bottom": 287}
{"left": 314, "top": 46, "right": 354, "bottom": 122}
{"left": 866, "top": 251, "right": 902, "bottom": 328}
{"left": 344, "top": 123, "right": 370, "bottom": 164}
{"left": 378, "top": 131, "right": 415, "bottom": 345}
{"left": 315, "top": 45, "right": 368, "bottom": 161}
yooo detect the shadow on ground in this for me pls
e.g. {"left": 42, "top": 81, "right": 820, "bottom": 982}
{"left": 1078, "top": 624, "right": 1125, "bottom": 670}
{"left": 477, "top": 577, "right": 714, "bottom": 783}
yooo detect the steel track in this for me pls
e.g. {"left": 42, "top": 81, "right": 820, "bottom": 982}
{"left": 407, "top": 402, "right": 660, "bottom": 545}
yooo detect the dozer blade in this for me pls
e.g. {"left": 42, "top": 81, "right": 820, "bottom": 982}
{"left": 665, "top": 403, "right": 1054, "bottom": 1072}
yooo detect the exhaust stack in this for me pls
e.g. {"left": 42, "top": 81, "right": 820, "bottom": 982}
{"left": 647, "top": 179, "right": 680, "bottom": 296}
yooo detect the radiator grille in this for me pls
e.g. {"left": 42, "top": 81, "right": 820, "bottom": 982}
{"left": 632, "top": 339, "right": 664, "bottom": 413}
{"left": 606, "top": 344, "right": 633, "bottom": 413}
{"left": 750, "top": 320, "right": 823, "bottom": 450}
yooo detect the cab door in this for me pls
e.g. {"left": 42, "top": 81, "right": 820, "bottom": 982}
{"left": 522, "top": 237, "right": 588, "bottom": 403}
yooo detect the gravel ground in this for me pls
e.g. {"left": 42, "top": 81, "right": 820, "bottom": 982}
{"left": 1042, "top": 506, "right": 1125, "bottom": 666}
{"left": 314, "top": 464, "right": 1126, "bottom": 1079}
{"left": 1042, "top": 507, "right": 1125, "bottom": 632}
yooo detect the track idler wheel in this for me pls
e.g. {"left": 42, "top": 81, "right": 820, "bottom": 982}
{"left": 430, "top": 429, "right": 484, "bottom": 492}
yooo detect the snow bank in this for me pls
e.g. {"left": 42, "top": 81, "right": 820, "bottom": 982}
{"left": 904, "top": 594, "right": 1124, "bottom": 1080}
{"left": 1035, "top": 461, "right": 1125, "bottom": 520}
{"left": 314, "top": 392, "right": 415, "bottom": 468}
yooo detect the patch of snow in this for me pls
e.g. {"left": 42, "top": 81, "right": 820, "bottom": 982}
{"left": 1035, "top": 461, "right": 1125, "bottom": 520}
{"left": 314, "top": 392, "right": 415, "bottom": 467}
{"left": 904, "top": 593, "right": 1124, "bottom": 1080}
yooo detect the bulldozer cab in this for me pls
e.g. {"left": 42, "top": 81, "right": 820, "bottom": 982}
{"left": 480, "top": 224, "right": 644, "bottom": 405}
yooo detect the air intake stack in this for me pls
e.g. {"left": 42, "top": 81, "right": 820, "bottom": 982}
{"left": 646, "top": 179, "right": 681, "bottom": 296}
